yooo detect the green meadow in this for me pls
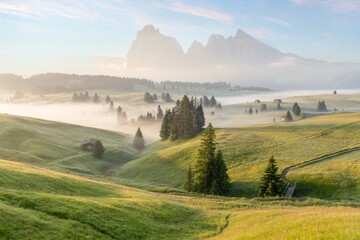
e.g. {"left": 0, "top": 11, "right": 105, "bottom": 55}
{"left": 0, "top": 110, "right": 359, "bottom": 239}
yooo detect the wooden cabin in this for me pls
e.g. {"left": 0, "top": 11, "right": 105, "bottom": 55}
{"left": 81, "top": 138, "right": 98, "bottom": 151}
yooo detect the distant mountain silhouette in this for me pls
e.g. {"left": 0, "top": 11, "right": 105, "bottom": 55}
{"left": 126, "top": 25, "right": 359, "bottom": 89}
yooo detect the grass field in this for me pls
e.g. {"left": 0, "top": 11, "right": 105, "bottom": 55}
{"left": 0, "top": 114, "right": 138, "bottom": 175}
{"left": 1, "top": 112, "right": 360, "bottom": 239}
{"left": 117, "top": 113, "right": 360, "bottom": 199}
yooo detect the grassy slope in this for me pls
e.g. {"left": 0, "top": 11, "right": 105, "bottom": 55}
{"left": 0, "top": 160, "right": 222, "bottom": 239}
{"left": 1, "top": 160, "right": 359, "bottom": 239}
{"left": 0, "top": 114, "right": 137, "bottom": 175}
{"left": 288, "top": 151, "right": 360, "bottom": 200}
{"left": 118, "top": 113, "right": 360, "bottom": 199}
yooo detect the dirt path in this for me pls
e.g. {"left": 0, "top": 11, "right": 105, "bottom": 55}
{"left": 281, "top": 146, "right": 360, "bottom": 198}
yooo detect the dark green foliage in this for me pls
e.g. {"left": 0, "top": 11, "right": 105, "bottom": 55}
{"left": 203, "top": 96, "right": 210, "bottom": 107}
{"left": 285, "top": 111, "right": 293, "bottom": 122}
{"left": 259, "top": 156, "right": 284, "bottom": 197}
{"left": 193, "top": 124, "right": 217, "bottom": 194}
{"left": 184, "top": 166, "right": 193, "bottom": 192}
{"left": 191, "top": 124, "right": 230, "bottom": 196}
{"left": 159, "top": 95, "right": 205, "bottom": 141}
{"left": 317, "top": 100, "right": 328, "bottom": 112}
{"left": 194, "top": 105, "right": 205, "bottom": 135}
{"left": 249, "top": 107, "right": 253, "bottom": 115}
{"left": 210, "top": 150, "right": 230, "bottom": 195}
{"left": 156, "top": 105, "right": 163, "bottom": 120}
{"left": 144, "top": 92, "right": 154, "bottom": 103}
{"left": 133, "top": 128, "right": 145, "bottom": 150}
{"left": 137, "top": 112, "right": 156, "bottom": 122}
{"left": 165, "top": 93, "right": 172, "bottom": 102}
{"left": 292, "top": 102, "right": 301, "bottom": 116}
{"left": 92, "top": 140, "right": 105, "bottom": 159}
{"left": 210, "top": 96, "right": 217, "bottom": 108}
{"left": 276, "top": 103, "right": 282, "bottom": 110}
{"left": 160, "top": 109, "right": 171, "bottom": 141}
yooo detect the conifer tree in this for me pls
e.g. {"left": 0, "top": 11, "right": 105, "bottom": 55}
{"left": 249, "top": 107, "right": 253, "bottom": 115}
{"left": 277, "top": 103, "right": 282, "bottom": 110}
{"left": 193, "top": 123, "right": 217, "bottom": 194}
{"left": 93, "top": 93, "right": 101, "bottom": 103}
{"left": 93, "top": 140, "right": 105, "bottom": 158}
{"left": 292, "top": 102, "right": 301, "bottom": 116}
{"left": 194, "top": 105, "right": 205, "bottom": 135}
{"left": 259, "top": 156, "right": 284, "bottom": 197}
{"left": 285, "top": 111, "right": 293, "bottom": 122}
{"left": 133, "top": 127, "right": 145, "bottom": 150}
{"left": 210, "top": 150, "right": 230, "bottom": 195}
{"left": 156, "top": 105, "right": 163, "bottom": 120}
{"left": 160, "top": 109, "right": 171, "bottom": 141}
{"left": 105, "top": 95, "right": 111, "bottom": 103}
{"left": 184, "top": 166, "right": 193, "bottom": 192}
{"left": 179, "top": 96, "right": 194, "bottom": 139}
{"left": 109, "top": 101, "right": 114, "bottom": 111}
{"left": 210, "top": 96, "right": 217, "bottom": 107}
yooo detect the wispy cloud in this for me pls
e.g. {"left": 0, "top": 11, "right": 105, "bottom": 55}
{"left": 264, "top": 17, "right": 290, "bottom": 26}
{"left": 0, "top": 0, "right": 99, "bottom": 21}
{"left": 291, "top": 0, "right": 360, "bottom": 14}
{"left": 167, "top": 2, "right": 233, "bottom": 22}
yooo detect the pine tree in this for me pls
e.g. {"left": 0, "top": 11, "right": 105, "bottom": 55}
{"left": 133, "top": 127, "right": 145, "bottom": 150}
{"left": 165, "top": 93, "right": 171, "bottom": 102}
{"left": 160, "top": 109, "right": 171, "bottom": 141}
{"left": 179, "top": 96, "right": 194, "bottom": 139}
{"left": 210, "top": 150, "right": 230, "bottom": 195}
{"left": 193, "top": 123, "right": 217, "bottom": 194}
{"left": 105, "top": 95, "right": 111, "bottom": 103}
{"left": 156, "top": 105, "right": 163, "bottom": 120}
{"left": 93, "top": 140, "right": 105, "bottom": 158}
{"left": 277, "top": 103, "right": 282, "bottom": 110}
{"left": 184, "top": 166, "right": 193, "bottom": 192}
{"left": 292, "top": 102, "right": 301, "bottom": 116}
{"left": 259, "top": 156, "right": 284, "bottom": 197}
{"left": 203, "top": 96, "right": 210, "bottom": 107}
{"left": 249, "top": 107, "right": 253, "bottom": 115}
{"left": 210, "top": 96, "right": 217, "bottom": 108}
{"left": 285, "top": 111, "right": 293, "bottom": 122}
{"left": 317, "top": 100, "right": 328, "bottom": 112}
{"left": 194, "top": 105, "right": 205, "bottom": 135}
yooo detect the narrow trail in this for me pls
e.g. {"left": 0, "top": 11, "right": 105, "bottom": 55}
{"left": 281, "top": 146, "right": 360, "bottom": 199}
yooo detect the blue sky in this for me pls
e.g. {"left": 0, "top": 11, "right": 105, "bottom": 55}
{"left": 1, "top": 0, "right": 360, "bottom": 75}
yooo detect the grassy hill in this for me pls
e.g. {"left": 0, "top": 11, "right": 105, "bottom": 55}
{"left": 117, "top": 113, "right": 360, "bottom": 199}
{"left": 0, "top": 113, "right": 360, "bottom": 239}
{"left": 1, "top": 159, "right": 359, "bottom": 239}
{"left": 0, "top": 114, "right": 137, "bottom": 175}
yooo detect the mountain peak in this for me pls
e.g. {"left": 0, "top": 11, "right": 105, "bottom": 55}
{"left": 141, "top": 25, "right": 160, "bottom": 34}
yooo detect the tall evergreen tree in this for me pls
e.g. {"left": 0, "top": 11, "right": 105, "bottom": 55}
{"left": 156, "top": 105, "right": 164, "bottom": 120}
{"left": 194, "top": 105, "right": 205, "bottom": 135}
{"left": 285, "top": 111, "right": 293, "bottom": 122}
{"left": 292, "top": 102, "right": 301, "bottom": 116}
{"left": 317, "top": 100, "right": 328, "bottom": 112}
{"left": 105, "top": 95, "right": 111, "bottom": 103}
{"left": 179, "top": 95, "right": 194, "bottom": 139}
{"left": 93, "top": 140, "right": 105, "bottom": 158}
{"left": 184, "top": 166, "right": 193, "bottom": 192}
{"left": 193, "top": 123, "right": 217, "bottom": 194}
{"left": 133, "top": 127, "right": 145, "bottom": 150}
{"left": 249, "top": 107, "right": 253, "bottom": 115}
{"left": 160, "top": 109, "right": 171, "bottom": 141}
{"left": 210, "top": 150, "right": 230, "bottom": 195}
{"left": 259, "top": 156, "right": 284, "bottom": 197}
{"left": 210, "top": 96, "right": 217, "bottom": 108}
{"left": 276, "top": 103, "right": 282, "bottom": 110}
{"left": 203, "top": 96, "right": 210, "bottom": 107}
{"left": 165, "top": 93, "right": 172, "bottom": 102}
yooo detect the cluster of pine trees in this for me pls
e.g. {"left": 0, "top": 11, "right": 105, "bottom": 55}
{"left": 137, "top": 112, "right": 156, "bottom": 122}
{"left": 184, "top": 124, "right": 230, "bottom": 196}
{"left": 144, "top": 92, "right": 158, "bottom": 103}
{"left": 200, "top": 95, "right": 222, "bottom": 109}
{"left": 117, "top": 106, "right": 128, "bottom": 124}
{"left": 317, "top": 100, "right": 328, "bottom": 112}
{"left": 160, "top": 95, "right": 205, "bottom": 141}
{"left": 161, "top": 92, "right": 172, "bottom": 102}
{"left": 72, "top": 91, "right": 102, "bottom": 103}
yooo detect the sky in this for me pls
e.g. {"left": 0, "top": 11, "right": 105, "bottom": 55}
{"left": 1, "top": 0, "right": 360, "bottom": 76}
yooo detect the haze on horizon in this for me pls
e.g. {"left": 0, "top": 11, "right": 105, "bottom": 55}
{"left": 1, "top": 0, "right": 360, "bottom": 89}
